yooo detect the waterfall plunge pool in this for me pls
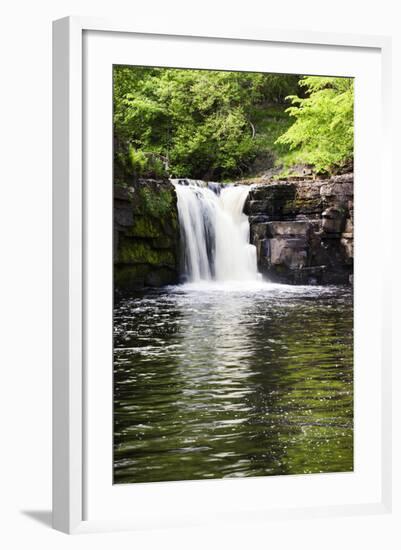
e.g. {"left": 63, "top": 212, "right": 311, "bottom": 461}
{"left": 114, "top": 282, "right": 353, "bottom": 483}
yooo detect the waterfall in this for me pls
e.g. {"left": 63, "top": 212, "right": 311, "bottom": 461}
{"left": 172, "top": 179, "right": 260, "bottom": 283}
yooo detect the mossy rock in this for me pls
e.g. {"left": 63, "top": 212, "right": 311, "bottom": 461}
{"left": 163, "top": 214, "right": 179, "bottom": 236}
{"left": 118, "top": 236, "right": 176, "bottom": 267}
{"left": 114, "top": 264, "right": 178, "bottom": 291}
{"left": 138, "top": 186, "right": 175, "bottom": 218}
{"left": 152, "top": 235, "right": 173, "bottom": 249}
{"left": 282, "top": 198, "right": 322, "bottom": 216}
{"left": 114, "top": 264, "right": 149, "bottom": 290}
{"left": 250, "top": 183, "right": 296, "bottom": 202}
{"left": 126, "top": 216, "right": 162, "bottom": 238}
{"left": 114, "top": 180, "right": 180, "bottom": 291}
{"left": 145, "top": 268, "right": 178, "bottom": 287}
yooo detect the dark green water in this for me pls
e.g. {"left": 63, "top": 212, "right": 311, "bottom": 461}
{"left": 113, "top": 282, "right": 353, "bottom": 484}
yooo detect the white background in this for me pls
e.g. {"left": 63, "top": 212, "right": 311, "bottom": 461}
{"left": 0, "top": 0, "right": 399, "bottom": 548}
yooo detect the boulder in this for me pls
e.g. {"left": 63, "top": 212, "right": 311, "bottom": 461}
{"left": 247, "top": 173, "right": 353, "bottom": 285}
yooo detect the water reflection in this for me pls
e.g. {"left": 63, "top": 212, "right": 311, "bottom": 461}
{"left": 114, "top": 282, "right": 353, "bottom": 483}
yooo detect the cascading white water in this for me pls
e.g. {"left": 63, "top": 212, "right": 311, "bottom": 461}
{"left": 172, "top": 179, "right": 260, "bottom": 283}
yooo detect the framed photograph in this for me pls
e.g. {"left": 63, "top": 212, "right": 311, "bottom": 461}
{"left": 52, "top": 16, "right": 392, "bottom": 534}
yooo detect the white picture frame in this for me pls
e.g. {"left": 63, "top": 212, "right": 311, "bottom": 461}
{"left": 52, "top": 16, "right": 392, "bottom": 534}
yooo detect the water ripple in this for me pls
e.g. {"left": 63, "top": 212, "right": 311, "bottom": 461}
{"left": 114, "top": 283, "right": 353, "bottom": 483}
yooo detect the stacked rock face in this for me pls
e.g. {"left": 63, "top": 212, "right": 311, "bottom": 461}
{"left": 244, "top": 173, "right": 353, "bottom": 285}
{"left": 114, "top": 179, "right": 180, "bottom": 292}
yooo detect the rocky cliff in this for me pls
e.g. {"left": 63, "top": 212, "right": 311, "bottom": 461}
{"left": 114, "top": 179, "right": 180, "bottom": 292}
{"left": 114, "top": 174, "right": 353, "bottom": 290}
{"left": 244, "top": 173, "right": 353, "bottom": 285}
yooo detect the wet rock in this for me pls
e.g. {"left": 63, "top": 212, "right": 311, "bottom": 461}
{"left": 114, "top": 180, "right": 180, "bottom": 292}
{"left": 249, "top": 182, "right": 296, "bottom": 201}
{"left": 248, "top": 173, "right": 353, "bottom": 285}
{"left": 322, "top": 207, "right": 346, "bottom": 233}
{"left": 248, "top": 200, "right": 270, "bottom": 214}
{"left": 248, "top": 214, "right": 270, "bottom": 224}
{"left": 246, "top": 183, "right": 297, "bottom": 220}
{"left": 341, "top": 237, "right": 354, "bottom": 260}
{"left": 250, "top": 222, "right": 269, "bottom": 243}
{"left": 320, "top": 174, "right": 353, "bottom": 209}
{"left": 145, "top": 268, "right": 178, "bottom": 287}
{"left": 342, "top": 217, "right": 353, "bottom": 238}
{"left": 266, "top": 221, "right": 311, "bottom": 238}
{"left": 270, "top": 238, "right": 308, "bottom": 269}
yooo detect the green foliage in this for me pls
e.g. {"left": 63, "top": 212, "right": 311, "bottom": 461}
{"left": 114, "top": 67, "right": 300, "bottom": 181}
{"left": 114, "top": 68, "right": 354, "bottom": 180}
{"left": 126, "top": 216, "right": 162, "bottom": 238}
{"left": 118, "top": 237, "right": 175, "bottom": 267}
{"left": 128, "top": 147, "right": 147, "bottom": 173}
{"left": 139, "top": 187, "right": 174, "bottom": 218}
{"left": 276, "top": 77, "right": 354, "bottom": 173}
